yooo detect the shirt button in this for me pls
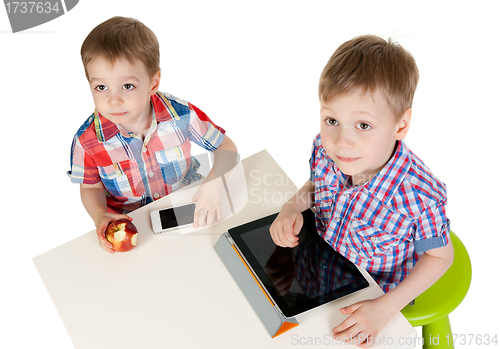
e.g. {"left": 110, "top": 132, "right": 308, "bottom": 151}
{"left": 343, "top": 193, "right": 349, "bottom": 198}
{"left": 335, "top": 217, "right": 341, "bottom": 222}
{"left": 370, "top": 237, "right": 377, "bottom": 242}
{"left": 143, "top": 147, "right": 148, "bottom": 153}
{"left": 153, "top": 193, "right": 160, "bottom": 199}
{"left": 149, "top": 172, "right": 155, "bottom": 178}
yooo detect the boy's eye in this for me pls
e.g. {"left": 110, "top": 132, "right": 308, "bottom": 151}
{"left": 123, "top": 84, "right": 135, "bottom": 90}
{"left": 325, "top": 118, "right": 338, "bottom": 126}
{"left": 357, "top": 122, "right": 371, "bottom": 130}
{"left": 95, "top": 85, "right": 107, "bottom": 92}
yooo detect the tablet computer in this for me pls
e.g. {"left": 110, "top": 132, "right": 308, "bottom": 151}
{"left": 227, "top": 209, "right": 370, "bottom": 318}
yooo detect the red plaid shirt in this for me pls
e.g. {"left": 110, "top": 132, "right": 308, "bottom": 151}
{"left": 310, "top": 134, "right": 450, "bottom": 292}
{"left": 68, "top": 92, "right": 225, "bottom": 213}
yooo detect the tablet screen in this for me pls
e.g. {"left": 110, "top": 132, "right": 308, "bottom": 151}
{"left": 228, "top": 209, "right": 370, "bottom": 318}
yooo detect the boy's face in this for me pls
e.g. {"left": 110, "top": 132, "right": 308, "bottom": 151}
{"left": 320, "top": 87, "right": 410, "bottom": 186}
{"left": 86, "top": 56, "right": 160, "bottom": 134}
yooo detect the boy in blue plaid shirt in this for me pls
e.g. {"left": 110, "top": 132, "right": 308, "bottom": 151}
{"left": 270, "top": 35, "right": 453, "bottom": 347}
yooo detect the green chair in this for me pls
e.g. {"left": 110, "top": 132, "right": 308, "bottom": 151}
{"left": 401, "top": 231, "right": 472, "bottom": 348}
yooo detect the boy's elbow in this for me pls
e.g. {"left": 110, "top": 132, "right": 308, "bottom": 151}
{"left": 443, "top": 240, "right": 454, "bottom": 271}
{"left": 426, "top": 240, "right": 454, "bottom": 273}
{"left": 445, "top": 252, "right": 454, "bottom": 272}
{"left": 222, "top": 134, "right": 237, "bottom": 152}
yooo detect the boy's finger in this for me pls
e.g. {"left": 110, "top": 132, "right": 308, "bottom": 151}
{"left": 279, "top": 235, "right": 295, "bottom": 248}
{"left": 216, "top": 205, "right": 222, "bottom": 222}
{"left": 273, "top": 226, "right": 286, "bottom": 247}
{"left": 341, "top": 302, "right": 363, "bottom": 315}
{"left": 355, "top": 333, "right": 374, "bottom": 348}
{"left": 269, "top": 225, "right": 277, "bottom": 240}
{"left": 206, "top": 208, "right": 216, "bottom": 226}
{"left": 270, "top": 231, "right": 281, "bottom": 246}
{"left": 99, "top": 239, "right": 115, "bottom": 254}
{"left": 293, "top": 215, "right": 304, "bottom": 235}
{"left": 273, "top": 224, "right": 296, "bottom": 247}
{"left": 96, "top": 220, "right": 110, "bottom": 236}
{"left": 99, "top": 233, "right": 112, "bottom": 246}
{"left": 96, "top": 228, "right": 106, "bottom": 239}
{"left": 277, "top": 228, "right": 291, "bottom": 247}
{"left": 283, "top": 225, "right": 299, "bottom": 246}
{"left": 105, "top": 238, "right": 116, "bottom": 253}
{"left": 196, "top": 208, "right": 208, "bottom": 227}
{"left": 342, "top": 326, "right": 364, "bottom": 346}
{"left": 332, "top": 316, "right": 357, "bottom": 336}
{"left": 193, "top": 208, "right": 201, "bottom": 228}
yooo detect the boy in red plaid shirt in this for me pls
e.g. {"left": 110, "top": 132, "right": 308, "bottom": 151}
{"left": 68, "top": 17, "right": 237, "bottom": 253}
{"left": 270, "top": 35, "right": 453, "bottom": 347}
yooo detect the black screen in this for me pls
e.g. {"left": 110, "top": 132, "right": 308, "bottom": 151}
{"left": 228, "top": 209, "right": 370, "bottom": 317}
{"left": 159, "top": 203, "right": 196, "bottom": 229}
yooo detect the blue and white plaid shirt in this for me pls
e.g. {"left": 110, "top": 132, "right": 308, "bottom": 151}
{"left": 310, "top": 134, "right": 450, "bottom": 292}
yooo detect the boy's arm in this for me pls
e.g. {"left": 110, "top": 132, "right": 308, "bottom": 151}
{"left": 378, "top": 241, "right": 454, "bottom": 311}
{"left": 80, "top": 182, "right": 131, "bottom": 254}
{"left": 80, "top": 182, "right": 109, "bottom": 225}
{"left": 209, "top": 134, "right": 238, "bottom": 178}
{"left": 270, "top": 179, "right": 315, "bottom": 248}
{"left": 332, "top": 242, "right": 454, "bottom": 347}
{"left": 192, "top": 135, "right": 237, "bottom": 228}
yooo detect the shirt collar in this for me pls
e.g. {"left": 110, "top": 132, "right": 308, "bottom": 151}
{"left": 94, "top": 92, "right": 173, "bottom": 142}
{"left": 318, "top": 138, "right": 411, "bottom": 205}
{"left": 93, "top": 109, "right": 119, "bottom": 142}
{"left": 316, "top": 138, "right": 351, "bottom": 190}
{"left": 152, "top": 92, "right": 181, "bottom": 122}
{"left": 363, "top": 140, "right": 411, "bottom": 205}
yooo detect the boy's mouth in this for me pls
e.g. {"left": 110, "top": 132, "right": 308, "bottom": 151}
{"left": 111, "top": 112, "right": 128, "bottom": 116}
{"left": 336, "top": 156, "right": 360, "bottom": 162}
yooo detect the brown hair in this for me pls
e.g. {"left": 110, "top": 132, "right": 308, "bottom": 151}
{"left": 319, "top": 35, "right": 419, "bottom": 119}
{"left": 81, "top": 16, "right": 160, "bottom": 80}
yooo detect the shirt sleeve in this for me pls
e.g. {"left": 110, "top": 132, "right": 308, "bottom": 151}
{"left": 67, "top": 135, "right": 101, "bottom": 184}
{"left": 186, "top": 103, "right": 225, "bottom": 151}
{"left": 309, "top": 134, "right": 321, "bottom": 182}
{"left": 413, "top": 202, "right": 451, "bottom": 253}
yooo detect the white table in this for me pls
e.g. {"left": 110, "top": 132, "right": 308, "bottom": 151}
{"left": 34, "top": 150, "right": 416, "bottom": 349}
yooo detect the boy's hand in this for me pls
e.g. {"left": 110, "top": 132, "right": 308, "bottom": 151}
{"left": 332, "top": 297, "right": 397, "bottom": 348}
{"left": 269, "top": 205, "right": 304, "bottom": 248}
{"left": 192, "top": 178, "right": 224, "bottom": 228}
{"left": 95, "top": 213, "right": 133, "bottom": 254}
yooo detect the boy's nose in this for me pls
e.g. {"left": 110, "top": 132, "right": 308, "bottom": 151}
{"left": 108, "top": 91, "right": 124, "bottom": 106}
{"left": 334, "top": 128, "right": 355, "bottom": 149}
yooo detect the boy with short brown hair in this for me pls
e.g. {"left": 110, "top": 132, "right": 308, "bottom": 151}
{"left": 319, "top": 35, "right": 419, "bottom": 121}
{"left": 68, "top": 17, "right": 237, "bottom": 253}
{"left": 270, "top": 35, "right": 453, "bottom": 346}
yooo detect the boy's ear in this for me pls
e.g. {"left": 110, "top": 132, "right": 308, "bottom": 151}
{"left": 150, "top": 71, "right": 161, "bottom": 95}
{"left": 395, "top": 108, "right": 411, "bottom": 140}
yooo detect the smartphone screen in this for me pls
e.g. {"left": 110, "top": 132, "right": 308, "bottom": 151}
{"left": 159, "top": 203, "right": 196, "bottom": 230}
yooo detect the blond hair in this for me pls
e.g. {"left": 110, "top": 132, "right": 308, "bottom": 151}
{"left": 319, "top": 35, "right": 419, "bottom": 119}
{"left": 81, "top": 16, "right": 160, "bottom": 80}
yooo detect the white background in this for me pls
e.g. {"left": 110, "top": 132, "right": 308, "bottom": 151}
{"left": 1, "top": 1, "right": 498, "bottom": 348}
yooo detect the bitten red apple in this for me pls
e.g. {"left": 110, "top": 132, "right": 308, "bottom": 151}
{"left": 105, "top": 219, "right": 138, "bottom": 252}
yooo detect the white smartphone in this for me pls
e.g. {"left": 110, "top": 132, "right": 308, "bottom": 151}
{"left": 150, "top": 203, "right": 197, "bottom": 233}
